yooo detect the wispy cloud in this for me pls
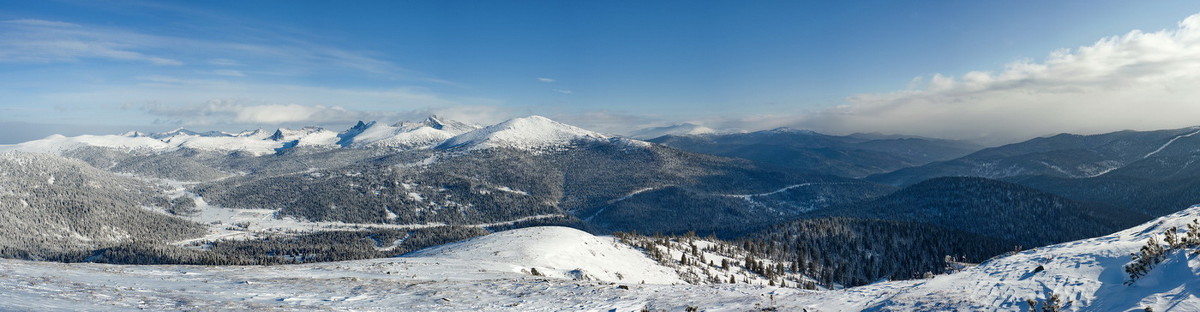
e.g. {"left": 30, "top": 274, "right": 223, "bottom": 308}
{"left": 141, "top": 101, "right": 372, "bottom": 125}
{"left": 0, "top": 18, "right": 438, "bottom": 82}
{"left": 211, "top": 69, "right": 245, "bottom": 77}
{"left": 552, "top": 89, "right": 573, "bottom": 94}
{"left": 537, "top": 77, "right": 555, "bottom": 83}
{"left": 0, "top": 19, "right": 184, "bottom": 65}
{"left": 208, "top": 58, "right": 240, "bottom": 66}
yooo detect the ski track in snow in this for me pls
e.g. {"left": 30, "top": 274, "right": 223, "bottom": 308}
{"left": 587, "top": 187, "right": 665, "bottom": 221}
{"left": 722, "top": 182, "right": 850, "bottom": 201}
{"left": 1144, "top": 129, "right": 1200, "bottom": 159}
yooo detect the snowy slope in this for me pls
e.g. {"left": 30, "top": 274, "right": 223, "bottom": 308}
{"left": 0, "top": 130, "right": 285, "bottom": 155}
{"left": 269, "top": 126, "right": 340, "bottom": 146}
{"left": 406, "top": 226, "right": 684, "bottom": 284}
{"left": 0, "top": 134, "right": 173, "bottom": 154}
{"left": 339, "top": 116, "right": 477, "bottom": 148}
{"left": 3, "top": 211, "right": 1200, "bottom": 311}
{"left": 790, "top": 205, "right": 1200, "bottom": 311}
{"left": 437, "top": 115, "right": 617, "bottom": 150}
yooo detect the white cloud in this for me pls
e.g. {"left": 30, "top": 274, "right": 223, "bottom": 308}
{"left": 553, "top": 89, "right": 573, "bottom": 94}
{"left": 537, "top": 77, "right": 555, "bottom": 83}
{"left": 797, "top": 13, "right": 1200, "bottom": 143}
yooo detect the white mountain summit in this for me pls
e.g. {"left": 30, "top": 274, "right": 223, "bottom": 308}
{"left": 437, "top": 115, "right": 631, "bottom": 151}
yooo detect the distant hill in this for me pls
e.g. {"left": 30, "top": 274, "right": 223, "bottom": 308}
{"left": 648, "top": 129, "right": 980, "bottom": 178}
{"left": 866, "top": 126, "right": 1200, "bottom": 216}
{"left": 867, "top": 127, "right": 1200, "bottom": 186}
{"left": 811, "top": 177, "right": 1148, "bottom": 247}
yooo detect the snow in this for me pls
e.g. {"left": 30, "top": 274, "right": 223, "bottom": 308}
{"left": 3, "top": 208, "right": 1200, "bottom": 310}
{"left": 438, "top": 115, "right": 611, "bottom": 150}
{"left": 782, "top": 205, "right": 1200, "bottom": 311}
{"left": 271, "top": 127, "right": 340, "bottom": 146}
{"left": 337, "top": 116, "right": 478, "bottom": 149}
{"left": 166, "top": 135, "right": 285, "bottom": 155}
{"left": 495, "top": 186, "right": 529, "bottom": 195}
{"left": 406, "top": 226, "right": 685, "bottom": 284}
{"left": 0, "top": 116, "right": 479, "bottom": 155}
{"left": 1, "top": 134, "right": 172, "bottom": 154}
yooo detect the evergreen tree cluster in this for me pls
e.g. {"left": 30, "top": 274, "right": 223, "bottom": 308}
{"left": 748, "top": 217, "right": 1014, "bottom": 287}
{"left": 0, "top": 152, "right": 206, "bottom": 259}
{"left": 1025, "top": 289, "right": 1070, "bottom": 312}
{"left": 613, "top": 230, "right": 820, "bottom": 289}
{"left": 1124, "top": 219, "right": 1200, "bottom": 283}
{"left": 810, "top": 177, "right": 1147, "bottom": 248}
{"left": 49, "top": 226, "right": 486, "bottom": 265}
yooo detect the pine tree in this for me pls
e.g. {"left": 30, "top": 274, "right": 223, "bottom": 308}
{"left": 1125, "top": 236, "right": 1166, "bottom": 283}
{"left": 1164, "top": 227, "right": 1180, "bottom": 249}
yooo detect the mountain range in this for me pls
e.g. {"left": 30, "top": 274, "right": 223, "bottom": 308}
{"left": 5, "top": 115, "right": 1200, "bottom": 310}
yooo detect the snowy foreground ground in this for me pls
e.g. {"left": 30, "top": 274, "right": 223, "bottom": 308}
{"left": 4, "top": 209, "right": 1200, "bottom": 311}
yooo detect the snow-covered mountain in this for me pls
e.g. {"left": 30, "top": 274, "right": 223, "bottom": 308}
{"left": 267, "top": 126, "right": 340, "bottom": 146}
{"left": 627, "top": 123, "right": 718, "bottom": 139}
{"left": 336, "top": 116, "right": 479, "bottom": 148}
{"left": 437, "top": 115, "right": 646, "bottom": 151}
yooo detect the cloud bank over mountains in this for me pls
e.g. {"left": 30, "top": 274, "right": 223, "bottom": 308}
{"left": 800, "top": 13, "right": 1200, "bottom": 143}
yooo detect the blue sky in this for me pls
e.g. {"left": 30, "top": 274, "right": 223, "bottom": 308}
{"left": 3, "top": 0, "right": 1200, "bottom": 144}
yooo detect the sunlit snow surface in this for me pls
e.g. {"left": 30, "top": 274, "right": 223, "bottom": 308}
{"left": 5, "top": 208, "right": 1200, "bottom": 311}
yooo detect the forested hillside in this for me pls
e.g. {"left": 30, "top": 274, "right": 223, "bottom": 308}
{"left": 811, "top": 177, "right": 1148, "bottom": 247}
{"left": 0, "top": 152, "right": 206, "bottom": 259}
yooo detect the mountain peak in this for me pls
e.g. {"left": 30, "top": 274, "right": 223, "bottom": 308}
{"left": 437, "top": 115, "right": 610, "bottom": 150}
{"left": 628, "top": 123, "right": 716, "bottom": 139}
{"left": 424, "top": 115, "right": 446, "bottom": 129}
{"left": 269, "top": 129, "right": 286, "bottom": 141}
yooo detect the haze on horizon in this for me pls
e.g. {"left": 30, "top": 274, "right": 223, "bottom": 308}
{"left": 3, "top": 0, "right": 1200, "bottom": 145}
